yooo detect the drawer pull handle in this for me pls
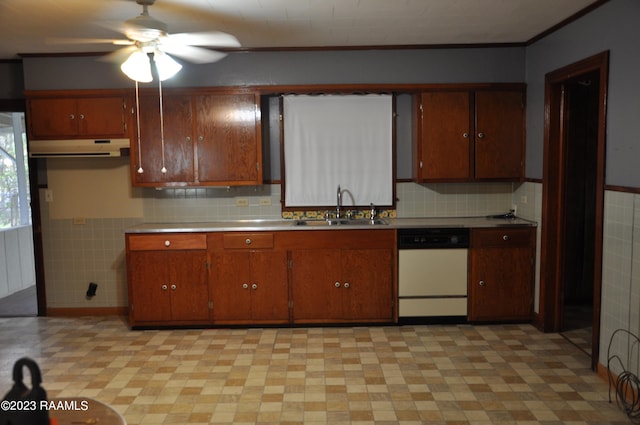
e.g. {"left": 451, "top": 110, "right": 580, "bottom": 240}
{"left": 245, "top": 238, "right": 252, "bottom": 245}
{"left": 242, "top": 283, "right": 248, "bottom": 289}
{"left": 479, "top": 280, "right": 486, "bottom": 286}
{"left": 335, "top": 282, "right": 341, "bottom": 288}
{"left": 502, "top": 234, "right": 510, "bottom": 241}
{"left": 164, "top": 240, "right": 171, "bottom": 247}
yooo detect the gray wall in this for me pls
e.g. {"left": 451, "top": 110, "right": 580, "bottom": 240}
{"left": 22, "top": 48, "right": 525, "bottom": 90}
{"left": 0, "top": 61, "right": 24, "bottom": 99}
{"left": 525, "top": 0, "right": 640, "bottom": 187}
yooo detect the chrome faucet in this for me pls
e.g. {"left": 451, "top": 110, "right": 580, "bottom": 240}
{"left": 336, "top": 185, "right": 342, "bottom": 218}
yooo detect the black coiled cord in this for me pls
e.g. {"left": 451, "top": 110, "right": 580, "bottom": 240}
{"left": 608, "top": 329, "right": 640, "bottom": 423}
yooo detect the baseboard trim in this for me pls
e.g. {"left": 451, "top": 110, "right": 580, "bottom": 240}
{"left": 46, "top": 307, "right": 128, "bottom": 317}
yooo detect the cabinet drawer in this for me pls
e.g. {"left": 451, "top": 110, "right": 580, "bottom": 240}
{"left": 223, "top": 233, "right": 274, "bottom": 249}
{"left": 128, "top": 234, "right": 207, "bottom": 251}
{"left": 471, "top": 228, "right": 532, "bottom": 248}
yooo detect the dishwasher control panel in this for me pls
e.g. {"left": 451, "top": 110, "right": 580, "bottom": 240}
{"left": 397, "top": 228, "right": 469, "bottom": 249}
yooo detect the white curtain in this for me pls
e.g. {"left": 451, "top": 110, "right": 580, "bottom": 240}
{"left": 283, "top": 94, "right": 393, "bottom": 207}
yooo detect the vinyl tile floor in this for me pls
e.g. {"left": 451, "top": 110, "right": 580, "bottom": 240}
{"left": 0, "top": 316, "right": 631, "bottom": 425}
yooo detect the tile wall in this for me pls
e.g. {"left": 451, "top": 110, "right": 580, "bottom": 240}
{"left": 40, "top": 182, "right": 516, "bottom": 309}
{"left": 0, "top": 225, "right": 36, "bottom": 298}
{"left": 600, "top": 190, "right": 640, "bottom": 375}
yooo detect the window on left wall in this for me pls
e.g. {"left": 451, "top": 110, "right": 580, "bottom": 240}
{"left": 0, "top": 112, "right": 30, "bottom": 228}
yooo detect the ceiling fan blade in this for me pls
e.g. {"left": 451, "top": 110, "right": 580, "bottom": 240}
{"left": 160, "top": 45, "right": 227, "bottom": 64}
{"left": 47, "top": 37, "right": 132, "bottom": 45}
{"left": 164, "top": 31, "right": 241, "bottom": 48}
{"left": 98, "top": 45, "right": 138, "bottom": 63}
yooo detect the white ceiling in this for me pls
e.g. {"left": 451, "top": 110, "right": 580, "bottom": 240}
{"left": 0, "top": 0, "right": 599, "bottom": 60}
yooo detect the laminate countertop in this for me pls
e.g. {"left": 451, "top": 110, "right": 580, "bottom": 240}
{"left": 125, "top": 216, "right": 536, "bottom": 233}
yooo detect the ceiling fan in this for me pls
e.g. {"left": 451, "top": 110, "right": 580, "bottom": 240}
{"left": 55, "top": 0, "right": 241, "bottom": 82}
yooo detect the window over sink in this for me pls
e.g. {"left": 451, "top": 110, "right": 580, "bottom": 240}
{"left": 282, "top": 94, "right": 394, "bottom": 209}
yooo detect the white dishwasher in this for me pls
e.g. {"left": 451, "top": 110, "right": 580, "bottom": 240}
{"left": 398, "top": 228, "right": 469, "bottom": 322}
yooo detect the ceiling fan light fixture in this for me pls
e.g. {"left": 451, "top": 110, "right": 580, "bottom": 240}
{"left": 153, "top": 50, "right": 182, "bottom": 81}
{"left": 121, "top": 50, "right": 152, "bottom": 83}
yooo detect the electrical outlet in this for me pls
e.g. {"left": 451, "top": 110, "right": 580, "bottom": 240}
{"left": 235, "top": 198, "right": 249, "bottom": 207}
{"left": 44, "top": 189, "right": 53, "bottom": 203}
{"left": 72, "top": 217, "right": 86, "bottom": 225}
{"left": 520, "top": 195, "right": 528, "bottom": 204}
{"left": 259, "top": 198, "right": 272, "bottom": 206}
{"left": 511, "top": 205, "right": 518, "bottom": 216}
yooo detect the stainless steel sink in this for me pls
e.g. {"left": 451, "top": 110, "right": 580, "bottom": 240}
{"left": 294, "top": 218, "right": 387, "bottom": 226}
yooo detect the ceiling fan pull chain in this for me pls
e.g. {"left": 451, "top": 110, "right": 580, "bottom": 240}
{"left": 135, "top": 80, "right": 144, "bottom": 174}
{"left": 158, "top": 76, "right": 167, "bottom": 174}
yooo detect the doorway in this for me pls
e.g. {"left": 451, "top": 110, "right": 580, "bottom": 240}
{"left": 559, "top": 71, "right": 599, "bottom": 355}
{"left": 0, "top": 110, "right": 38, "bottom": 317}
{"left": 540, "top": 51, "right": 608, "bottom": 370}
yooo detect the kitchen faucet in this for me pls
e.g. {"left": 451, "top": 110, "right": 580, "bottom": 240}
{"left": 336, "top": 185, "right": 342, "bottom": 218}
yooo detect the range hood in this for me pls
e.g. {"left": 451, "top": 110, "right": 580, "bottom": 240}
{"left": 28, "top": 138, "right": 130, "bottom": 158}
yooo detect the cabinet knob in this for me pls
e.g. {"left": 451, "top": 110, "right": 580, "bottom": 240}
{"left": 344, "top": 282, "right": 350, "bottom": 289}
{"left": 477, "top": 132, "right": 485, "bottom": 139}
{"left": 198, "top": 136, "right": 204, "bottom": 142}
{"left": 79, "top": 114, "right": 85, "bottom": 120}
{"left": 170, "top": 284, "right": 177, "bottom": 290}
{"left": 502, "top": 234, "right": 510, "bottom": 241}
{"left": 479, "top": 280, "right": 486, "bottom": 286}
{"left": 185, "top": 136, "right": 191, "bottom": 142}
{"left": 252, "top": 283, "right": 258, "bottom": 290}
{"left": 242, "top": 283, "right": 248, "bottom": 289}
{"left": 69, "top": 114, "right": 75, "bottom": 120}
{"left": 245, "top": 238, "right": 252, "bottom": 245}
{"left": 161, "top": 284, "right": 168, "bottom": 291}
{"left": 463, "top": 132, "right": 469, "bottom": 138}
{"left": 335, "top": 282, "right": 341, "bottom": 288}
{"left": 164, "top": 240, "right": 171, "bottom": 247}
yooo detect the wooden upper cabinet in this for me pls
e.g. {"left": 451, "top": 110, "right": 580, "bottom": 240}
{"left": 196, "top": 94, "right": 261, "bottom": 184}
{"left": 474, "top": 90, "right": 525, "bottom": 180}
{"left": 415, "top": 87, "right": 525, "bottom": 182}
{"left": 133, "top": 94, "right": 195, "bottom": 185}
{"left": 418, "top": 91, "right": 472, "bottom": 181}
{"left": 27, "top": 94, "right": 129, "bottom": 140}
{"left": 130, "top": 89, "right": 262, "bottom": 187}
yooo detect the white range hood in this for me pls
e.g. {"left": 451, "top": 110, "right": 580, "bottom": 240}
{"left": 28, "top": 138, "right": 130, "bottom": 158}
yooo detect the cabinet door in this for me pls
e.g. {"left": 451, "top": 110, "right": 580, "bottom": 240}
{"left": 128, "top": 251, "right": 172, "bottom": 322}
{"left": 468, "top": 229, "right": 533, "bottom": 321}
{"left": 168, "top": 251, "right": 210, "bottom": 321}
{"left": 249, "top": 250, "right": 289, "bottom": 322}
{"left": 134, "top": 94, "right": 195, "bottom": 185}
{"left": 28, "top": 98, "right": 78, "bottom": 138}
{"left": 195, "top": 94, "right": 261, "bottom": 184}
{"left": 341, "top": 249, "right": 393, "bottom": 321}
{"left": 474, "top": 91, "right": 524, "bottom": 180}
{"left": 419, "top": 92, "right": 471, "bottom": 180}
{"left": 291, "top": 249, "right": 343, "bottom": 321}
{"left": 76, "top": 97, "right": 127, "bottom": 137}
{"left": 210, "top": 251, "right": 252, "bottom": 321}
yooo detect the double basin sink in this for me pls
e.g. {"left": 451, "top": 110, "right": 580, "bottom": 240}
{"left": 295, "top": 218, "right": 387, "bottom": 226}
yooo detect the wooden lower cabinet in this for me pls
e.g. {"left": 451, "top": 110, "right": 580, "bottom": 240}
{"left": 127, "top": 229, "right": 395, "bottom": 327}
{"left": 468, "top": 227, "right": 535, "bottom": 322}
{"left": 126, "top": 234, "right": 210, "bottom": 327}
{"left": 288, "top": 230, "right": 396, "bottom": 324}
{"left": 209, "top": 233, "right": 289, "bottom": 324}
